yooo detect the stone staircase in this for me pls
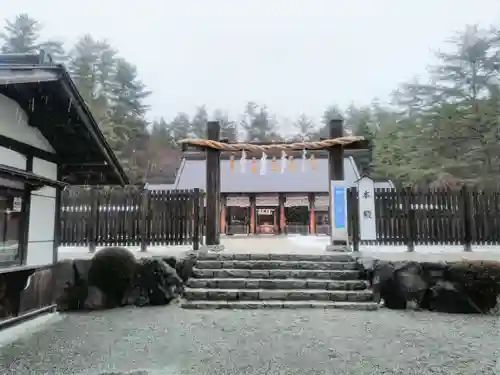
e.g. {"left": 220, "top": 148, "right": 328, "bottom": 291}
{"left": 181, "top": 252, "right": 379, "bottom": 310}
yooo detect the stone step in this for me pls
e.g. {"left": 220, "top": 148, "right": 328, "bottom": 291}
{"left": 196, "top": 260, "right": 358, "bottom": 270}
{"left": 184, "top": 288, "right": 374, "bottom": 302}
{"left": 187, "top": 278, "right": 368, "bottom": 291}
{"left": 192, "top": 268, "right": 360, "bottom": 280}
{"left": 181, "top": 300, "right": 379, "bottom": 310}
{"left": 197, "top": 252, "right": 354, "bottom": 263}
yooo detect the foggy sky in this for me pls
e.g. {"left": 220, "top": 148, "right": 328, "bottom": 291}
{"left": 4, "top": 0, "right": 500, "bottom": 130}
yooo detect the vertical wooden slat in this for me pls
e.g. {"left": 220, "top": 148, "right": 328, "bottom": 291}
{"left": 404, "top": 188, "right": 415, "bottom": 252}
{"left": 139, "top": 189, "right": 150, "bottom": 252}
{"left": 193, "top": 188, "right": 201, "bottom": 250}
{"left": 461, "top": 186, "right": 472, "bottom": 251}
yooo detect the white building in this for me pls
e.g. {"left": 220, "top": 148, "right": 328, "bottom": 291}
{"left": 0, "top": 52, "right": 128, "bottom": 324}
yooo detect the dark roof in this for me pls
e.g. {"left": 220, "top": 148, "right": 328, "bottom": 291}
{"left": 0, "top": 164, "right": 67, "bottom": 189}
{"left": 168, "top": 155, "right": 361, "bottom": 193}
{"left": 0, "top": 52, "right": 129, "bottom": 186}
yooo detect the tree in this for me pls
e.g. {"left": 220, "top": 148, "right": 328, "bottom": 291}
{"left": 313, "top": 105, "right": 345, "bottom": 139}
{"left": 190, "top": 106, "right": 208, "bottom": 138}
{"left": 67, "top": 35, "right": 116, "bottom": 120}
{"left": 344, "top": 104, "right": 377, "bottom": 175}
{"left": 108, "top": 58, "right": 151, "bottom": 181}
{"left": 387, "top": 24, "right": 500, "bottom": 188}
{"left": 67, "top": 36, "right": 153, "bottom": 182}
{"left": 0, "top": 14, "right": 65, "bottom": 61}
{"left": 214, "top": 109, "right": 238, "bottom": 142}
{"left": 167, "top": 113, "right": 192, "bottom": 144}
{"left": 291, "top": 114, "right": 316, "bottom": 141}
{"left": 240, "top": 102, "right": 280, "bottom": 142}
{"left": 146, "top": 118, "right": 181, "bottom": 182}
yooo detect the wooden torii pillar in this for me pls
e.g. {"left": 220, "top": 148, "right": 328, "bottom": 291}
{"left": 326, "top": 116, "right": 348, "bottom": 251}
{"left": 205, "top": 121, "right": 224, "bottom": 251}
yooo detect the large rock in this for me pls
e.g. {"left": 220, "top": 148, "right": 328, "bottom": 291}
{"left": 444, "top": 260, "right": 500, "bottom": 313}
{"left": 161, "top": 253, "right": 197, "bottom": 283}
{"left": 358, "top": 256, "right": 500, "bottom": 314}
{"left": 83, "top": 286, "right": 107, "bottom": 310}
{"left": 87, "top": 247, "right": 138, "bottom": 308}
{"left": 52, "top": 249, "right": 137, "bottom": 312}
{"left": 51, "top": 248, "right": 190, "bottom": 312}
{"left": 371, "top": 261, "right": 413, "bottom": 309}
{"left": 53, "top": 258, "right": 94, "bottom": 311}
{"left": 424, "top": 280, "right": 482, "bottom": 314}
{"left": 360, "top": 258, "right": 437, "bottom": 309}
{"left": 127, "top": 258, "right": 183, "bottom": 307}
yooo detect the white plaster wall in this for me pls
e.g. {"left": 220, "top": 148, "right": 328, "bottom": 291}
{"left": 26, "top": 192, "right": 56, "bottom": 267}
{"left": 26, "top": 160, "right": 57, "bottom": 266}
{"left": 32, "top": 158, "right": 58, "bottom": 198}
{"left": 0, "top": 146, "right": 26, "bottom": 169}
{"left": 0, "top": 94, "right": 55, "bottom": 153}
{"left": 26, "top": 241, "right": 54, "bottom": 267}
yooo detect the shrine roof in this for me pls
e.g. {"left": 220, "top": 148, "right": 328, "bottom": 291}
{"left": 0, "top": 51, "right": 128, "bottom": 186}
{"left": 164, "top": 155, "right": 361, "bottom": 193}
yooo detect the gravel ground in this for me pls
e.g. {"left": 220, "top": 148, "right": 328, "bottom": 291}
{"left": 0, "top": 306, "right": 498, "bottom": 375}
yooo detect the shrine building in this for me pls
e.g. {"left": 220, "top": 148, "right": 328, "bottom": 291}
{"left": 0, "top": 51, "right": 127, "bottom": 325}
{"left": 147, "top": 151, "right": 393, "bottom": 236}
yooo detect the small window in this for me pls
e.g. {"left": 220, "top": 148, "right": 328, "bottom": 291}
{"left": 0, "top": 187, "right": 24, "bottom": 266}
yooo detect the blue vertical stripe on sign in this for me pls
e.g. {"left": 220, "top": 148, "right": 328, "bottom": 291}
{"left": 333, "top": 186, "right": 346, "bottom": 229}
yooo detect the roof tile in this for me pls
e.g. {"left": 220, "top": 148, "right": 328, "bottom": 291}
{"left": 171, "top": 157, "right": 360, "bottom": 193}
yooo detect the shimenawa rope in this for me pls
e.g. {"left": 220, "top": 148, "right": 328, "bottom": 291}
{"left": 177, "top": 136, "right": 365, "bottom": 152}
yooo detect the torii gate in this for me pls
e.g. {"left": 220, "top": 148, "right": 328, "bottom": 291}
{"left": 179, "top": 116, "right": 369, "bottom": 251}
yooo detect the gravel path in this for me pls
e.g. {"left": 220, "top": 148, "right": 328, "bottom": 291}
{"left": 0, "top": 306, "right": 498, "bottom": 375}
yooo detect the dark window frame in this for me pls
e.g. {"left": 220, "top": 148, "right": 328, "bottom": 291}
{"left": 0, "top": 185, "right": 26, "bottom": 268}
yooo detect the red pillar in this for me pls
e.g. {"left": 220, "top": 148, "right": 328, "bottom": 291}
{"left": 280, "top": 202, "right": 286, "bottom": 234}
{"left": 309, "top": 193, "right": 316, "bottom": 234}
{"left": 220, "top": 199, "right": 226, "bottom": 234}
{"left": 250, "top": 198, "right": 255, "bottom": 234}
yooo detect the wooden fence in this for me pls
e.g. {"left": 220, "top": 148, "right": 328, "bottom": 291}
{"left": 60, "top": 188, "right": 203, "bottom": 251}
{"left": 347, "top": 187, "right": 500, "bottom": 251}
{"left": 61, "top": 187, "right": 500, "bottom": 252}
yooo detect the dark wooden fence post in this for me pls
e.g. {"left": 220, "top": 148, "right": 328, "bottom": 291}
{"left": 205, "top": 121, "right": 223, "bottom": 250}
{"left": 88, "top": 187, "right": 98, "bottom": 253}
{"left": 404, "top": 187, "right": 415, "bottom": 252}
{"left": 461, "top": 186, "right": 472, "bottom": 252}
{"left": 140, "top": 189, "right": 151, "bottom": 252}
{"left": 192, "top": 188, "right": 201, "bottom": 250}
{"left": 348, "top": 188, "right": 360, "bottom": 252}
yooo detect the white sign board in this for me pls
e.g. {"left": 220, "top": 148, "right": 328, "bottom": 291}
{"left": 257, "top": 208, "right": 274, "bottom": 215}
{"left": 357, "top": 177, "right": 377, "bottom": 241}
{"left": 12, "top": 197, "right": 22, "bottom": 212}
{"left": 329, "top": 180, "right": 349, "bottom": 245}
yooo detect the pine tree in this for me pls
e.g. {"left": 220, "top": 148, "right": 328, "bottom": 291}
{"left": 167, "top": 113, "right": 192, "bottom": 144}
{"left": 67, "top": 35, "right": 116, "bottom": 120}
{"left": 390, "top": 25, "right": 500, "bottom": 188}
{"left": 214, "top": 109, "right": 238, "bottom": 142}
{"left": 0, "top": 14, "right": 65, "bottom": 61}
{"left": 344, "top": 105, "right": 376, "bottom": 174}
{"left": 1, "top": 14, "right": 40, "bottom": 53}
{"left": 241, "top": 102, "right": 279, "bottom": 142}
{"left": 292, "top": 114, "right": 316, "bottom": 140}
{"left": 313, "top": 105, "right": 344, "bottom": 139}
{"left": 108, "top": 58, "right": 151, "bottom": 181}
{"left": 190, "top": 106, "right": 208, "bottom": 138}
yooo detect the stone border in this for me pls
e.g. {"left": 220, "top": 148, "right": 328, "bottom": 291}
{"left": 325, "top": 244, "right": 351, "bottom": 252}
{"left": 198, "top": 244, "right": 225, "bottom": 253}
